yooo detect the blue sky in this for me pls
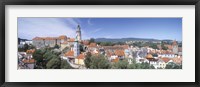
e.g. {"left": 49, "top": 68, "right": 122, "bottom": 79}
{"left": 18, "top": 18, "right": 182, "bottom": 41}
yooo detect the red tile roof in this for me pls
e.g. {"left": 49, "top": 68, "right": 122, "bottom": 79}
{"left": 77, "top": 54, "right": 85, "bottom": 59}
{"left": 68, "top": 38, "right": 75, "bottom": 42}
{"left": 114, "top": 50, "right": 125, "bottom": 56}
{"left": 65, "top": 50, "right": 74, "bottom": 56}
{"left": 146, "top": 53, "right": 153, "bottom": 59}
{"left": 162, "top": 57, "right": 171, "bottom": 63}
{"left": 22, "top": 59, "right": 35, "bottom": 64}
{"left": 58, "top": 35, "right": 67, "bottom": 40}
{"left": 172, "top": 57, "right": 182, "bottom": 64}
{"left": 112, "top": 57, "right": 119, "bottom": 62}
{"left": 26, "top": 49, "right": 35, "bottom": 54}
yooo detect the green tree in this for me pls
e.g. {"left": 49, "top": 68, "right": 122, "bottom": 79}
{"left": 140, "top": 62, "right": 151, "bottom": 69}
{"left": 84, "top": 52, "right": 92, "bottom": 68}
{"left": 32, "top": 49, "right": 46, "bottom": 69}
{"left": 54, "top": 44, "right": 60, "bottom": 49}
{"left": 86, "top": 54, "right": 111, "bottom": 69}
{"left": 79, "top": 44, "right": 84, "bottom": 52}
{"left": 23, "top": 43, "right": 29, "bottom": 52}
{"left": 100, "top": 42, "right": 114, "bottom": 46}
{"left": 127, "top": 59, "right": 137, "bottom": 69}
{"left": 161, "top": 41, "right": 168, "bottom": 50}
{"left": 43, "top": 50, "right": 53, "bottom": 62}
{"left": 46, "top": 56, "right": 61, "bottom": 69}
{"left": 62, "top": 47, "right": 70, "bottom": 54}
{"left": 165, "top": 62, "right": 182, "bottom": 69}
{"left": 112, "top": 60, "right": 129, "bottom": 69}
{"left": 149, "top": 43, "right": 158, "bottom": 49}
{"left": 28, "top": 44, "right": 35, "bottom": 49}
{"left": 61, "top": 60, "right": 73, "bottom": 69}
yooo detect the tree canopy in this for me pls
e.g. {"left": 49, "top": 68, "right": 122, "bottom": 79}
{"left": 84, "top": 53, "right": 111, "bottom": 69}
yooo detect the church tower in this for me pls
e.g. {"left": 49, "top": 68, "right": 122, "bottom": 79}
{"left": 172, "top": 40, "right": 178, "bottom": 54}
{"left": 76, "top": 25, "right": 82, "bottom": 42}
{"left": 74, "top": 25, "right": 81, "bottom": 57}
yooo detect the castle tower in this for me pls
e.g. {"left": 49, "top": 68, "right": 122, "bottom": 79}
{"left": 74, "top": 25, "right": 81, "bottom": 57}
{"left": 76, "top": 25, "right": 82, "bottom": 42}
{"left": 172, "top": 40, "right": 178, "bottom": 54}
{"left": 73, "top": 41, "right": 80, "bottom": 57}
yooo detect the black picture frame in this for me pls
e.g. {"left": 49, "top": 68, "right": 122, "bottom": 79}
{"left": 0, "top": 0, "right": 199, "bottom": 87}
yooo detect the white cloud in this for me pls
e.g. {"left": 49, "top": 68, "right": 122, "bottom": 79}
{"left": 18, "top": 18, "right": 78, "bottom": 40}
{"left": 89, "top": 28, "right": 102, "bottom": 33}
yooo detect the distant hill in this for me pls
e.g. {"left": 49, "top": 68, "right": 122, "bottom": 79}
{"left": 95, "top": 38, "right": 173, "bottom": 42}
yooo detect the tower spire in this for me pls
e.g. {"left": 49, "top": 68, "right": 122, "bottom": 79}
{"left": 76, "top": 25, "right": 82, "bottom": 42}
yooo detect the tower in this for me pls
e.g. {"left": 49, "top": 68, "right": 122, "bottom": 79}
{"left": 172, "top": 40, "right": 178, "bottom": 54}
{"left": 74, "top": 25, "right": 81, "bottom": 57}
{"left": 73, "top": 41, "right": 80, "bottom": 57}
{"left": 76, "top": 25, "right": 82, "bottom": 42}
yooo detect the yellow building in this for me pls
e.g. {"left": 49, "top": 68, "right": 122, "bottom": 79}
{"left": 75, "top": 54, "right": 85, "bottom": 65}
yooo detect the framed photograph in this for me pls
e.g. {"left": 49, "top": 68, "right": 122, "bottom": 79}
{"left": 0, "top": 0, "right": 199, "bottom": 87}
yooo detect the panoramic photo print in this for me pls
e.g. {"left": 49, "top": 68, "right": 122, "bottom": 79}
{"left": 18, "top": 18, "right": 182, "bottom": 69}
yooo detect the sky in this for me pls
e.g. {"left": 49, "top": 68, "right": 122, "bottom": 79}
{"left": 18, "top": 18, "right": 182, "bottom": 41}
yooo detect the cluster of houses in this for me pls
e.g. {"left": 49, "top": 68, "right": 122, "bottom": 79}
{"left": 18, "top": 49, "right": 35, "bottom": 69}
{"left": 18, "top": 25, "right": 182, "bottom": 69}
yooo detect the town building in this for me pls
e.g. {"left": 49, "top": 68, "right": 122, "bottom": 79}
{"left": 172, "top": 40, "right": 179, "bottom": 54}
{"left": 32, "top": 35, "right": 67, "bottom": 49}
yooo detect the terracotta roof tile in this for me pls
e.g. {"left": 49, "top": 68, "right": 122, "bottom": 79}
{"left": 26, "top": 49, "right": 35, "bottom": 54}
{"left": 114, "top": 50, "right": 125, "bottom": 56}
{"left": 58, "top": 35, "right": 67, "bottom": 40}
{"left": 146, "top": 53, "right": 153, "bottom": 59}
{"left": 65, "top": 50, "right": 74, "bottom": 56}
{"left": 77, "top": 54, "right": 85, "bottom": 59}
{"left": 22, "top": 59, "right": 35, "bottom": 64}
{"left": 162, "top": 57, "right": 171, "bottom": 63}
{"left": 68, "top": 38, "right": 75, "bottom": 42}
{"left": 172, "top": 57, "right": 182, "bottom": 64}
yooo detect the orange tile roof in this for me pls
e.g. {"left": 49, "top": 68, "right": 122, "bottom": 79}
{"left": 171, "top": 57, "right": 182, "bottom": 64}
{"left": 162, "top": 57, "right": 171, "bottom": 63}
{"left": 32, "top": 37, "right": 42, "bottom": 40}
{"left": 77, "top": 54, "right": 85, "bottom": 59}
{"left": 114, "top": 50, "right": 125, "bottom": 56}
{"left": 58, "top": 35, "right": 67, "bottom": 39}
{"left": 22, "top": 59, "right": 35, "bottom": 64}
{"left": 167, "top": 45, "right": 173, "bottom": 50}
{"left": 32, "top": 37, "right": 58, "bottom": 40}
{"left": 106, "top": 51, "right": 114, "bottom": 57}
{"left": 33, "top": 35, "right": 68, "bottom": 41}
{"left": 122, "top": 45, "right": 129, "bottom": 49}
{"left": 26, "top": 49, "right": 35, "bottom": 54}
{"left": 65, "top": 50, "right": 74, "bottom": 56}
{"left": 113, "top": 45, "right": 129, "bottom": 49}
{"left": 68, "top": 38, "right": 75, "bottom": 42}
{"left": 146, "top": 53, "right": 153, "bottom": 59}
{"left": 103, "top": 46, "right": 124, "bottom": 50}
{"left": 112, "top": 57, "right": 119, "bottom": 62}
